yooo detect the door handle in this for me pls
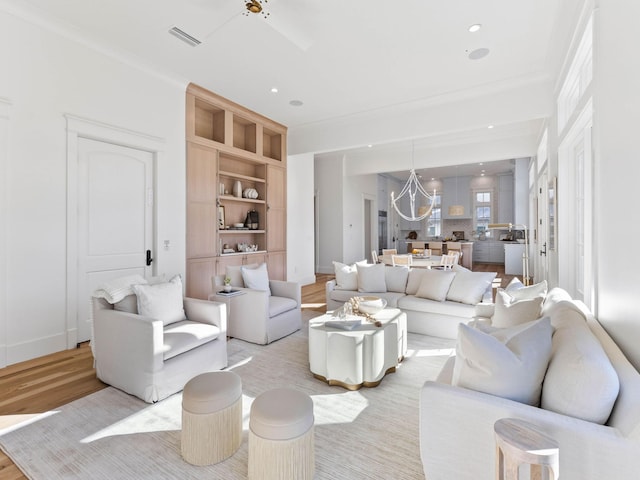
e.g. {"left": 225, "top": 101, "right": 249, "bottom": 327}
{"left": 146, "top": 249, "right": 153, "bottom": 266}
{"left": 540, "top": 242, "right": 547, "bottom": 256}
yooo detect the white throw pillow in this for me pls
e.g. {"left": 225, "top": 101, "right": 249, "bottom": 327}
{"left": 357, "top": 263, "right": 387, "bottom": 292}
{"left": 491, "top": 289, "right": 544, "bottom": 328}
{"left": 509, "top": 280, "right": 548, "bottom": 301}
{"left": 405, "top": 268, "right": 429, "bottom": 295}
{"left": 385, "top": 265, "right": 409, "bottom": 293}
{"left": 333, "top": 261, "right": 364, "bottom": 290}
{"left": 241, "top": 263, "right": 271, "bottom": 295}
{"left": 453, "top": 317, "right": 553, "bottom": 406}
{"left": 226, "top": 263, "right": 259, "bottom": 288}
{"left": 415, "top": 269, "right": 456, "bottom": 302}
{"left": 446, "top": 271, "right": 496, "bottom": 305}
{"left": 132, "top": 275, "right": 186, "bottom": 326}
{"left": 541, "top": 315, "right": 619, "bottom": 424}
{"left": 504, "top": 277, "right": 524, "bottom": 293}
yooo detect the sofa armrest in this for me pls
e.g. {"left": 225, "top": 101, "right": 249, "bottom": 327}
{"left": 93, "top": 309, "right": 164, "bottom": 372}
{"left": 184, "top": 297, "right": 227, "bottom": 335}
{"left": 420, "top": 381, "right": 638, "bottom": 480}
{"left": 270, "top": 280, "right": 301, "bottom": 305}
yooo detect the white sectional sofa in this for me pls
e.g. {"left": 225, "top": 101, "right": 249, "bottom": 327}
{"left": 420, "top": 285, "right": 640, "bottom": 479}
{"left": 325, "top": 261, "right": 496, "bottom": 338}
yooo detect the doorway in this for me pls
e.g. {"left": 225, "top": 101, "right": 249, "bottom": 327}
{"left": 66, "top": 116, "right": 162, "bottom": 347}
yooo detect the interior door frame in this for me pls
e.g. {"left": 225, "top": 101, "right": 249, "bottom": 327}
{"left": 0, "top": 99, "right": 11, "bottom": 368}
{"left": 65, "top": 115, "right": 164, "bottom": 349}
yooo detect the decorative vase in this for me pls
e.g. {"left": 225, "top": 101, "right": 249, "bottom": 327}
{"left": 223, "top": 284, "right": 232, "bottom": 292}
{"left": 233, "top": 180, "right": 242, "bottom": 198}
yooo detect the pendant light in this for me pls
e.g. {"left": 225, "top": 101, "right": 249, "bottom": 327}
{"left": 391, "top": 142, "right": 436, "bottom": 221}
{"left": 448, "top": 166, "right": 464, "bottom": 216}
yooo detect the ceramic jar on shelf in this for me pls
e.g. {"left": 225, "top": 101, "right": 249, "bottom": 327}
{"left": 233, "top": 180, "right": 242, "bottom": 198}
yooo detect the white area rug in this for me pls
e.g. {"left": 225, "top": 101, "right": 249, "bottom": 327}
{"left": 0, "top": 311, "right": 454, "bottom": 479}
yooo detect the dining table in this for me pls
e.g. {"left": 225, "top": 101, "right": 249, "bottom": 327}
{"left": 378, "top": 254, "right": 443, "bottom": 268}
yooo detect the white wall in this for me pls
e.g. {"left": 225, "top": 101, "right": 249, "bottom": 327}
{"left": 314, "top": 154, "right": 344, "bottom": 273}
{"left": 0, "top": 10, "right": 187, "bottom": 365}
{"left": 286, "top": 153, "right": 316, "bottom": 285}
{"left": 591, "top": 1, "right": 640, "bottom": 369}
{"left": 342, "top": 174, "right": 378, "bottom": 264}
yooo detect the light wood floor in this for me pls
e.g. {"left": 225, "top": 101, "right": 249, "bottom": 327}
{"left": 0, "top": 264, "right": 511, "bottom": 480}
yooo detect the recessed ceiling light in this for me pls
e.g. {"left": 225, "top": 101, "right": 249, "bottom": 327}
{"left": 488, "top": 125, "right": 494, "bottom": 129}
{"left": 468, "top": 48, "right": 490, "bottom": 60}
{"left": 481, "top": 173, "right": 485, "bottom": 176}
{"left": 431, "top": 178, "right": 435, "bottom": 181}
{"left": 289, "top": 99, "right": 303, "bottom": 107}
{"left": 468, "top": 24, "right": 482, "bottom": 33}
{"left": 270, "top": 87, "right": 278, "bottom": 93}
{"left": 367, "top": 144, "right": 373, "bottom": 148}
{"left": 479, "top": 163, "right": 484, "bottom": 166}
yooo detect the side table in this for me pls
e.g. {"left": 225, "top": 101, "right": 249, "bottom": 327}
{"left": 494, "top": 418, "right": 559, "bottom": 480}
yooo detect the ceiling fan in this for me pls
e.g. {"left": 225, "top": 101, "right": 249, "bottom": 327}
{"left": 243, "top": 0, "right": 270, "bottom": 18}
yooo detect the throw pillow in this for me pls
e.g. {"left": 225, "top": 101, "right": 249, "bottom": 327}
{"left": 385, "top": 265, "right": 410, "bottom": 293}
{"left": 113, "top": 294, "right": 139, "bottom": 313}
{"left": 357, "top": 263, "right": 387, "bottom": 292}
{"left": 452, "top": 317, "right": 553, "bottom": 406}
{"left": 415, "top": 269, "right": 456, "bottom": 302}
{"left": 333, "top": 261, "right": 364, "bottom": 290}
{"left": 132, "top": 274, "right": 186, "bottom": 326}
{"left": 241, "top": 262, "right": 271, "bottom": 295}
{"left": 509, "top": 280, "right": 548, "bottom": 301}
{"left": 405, "top": 268, "right": 429, "bottom": 295}
{"left": 446, "top": 271, "right": 496, "bottom": 305}
{"left": 541, "top": 315, "right": 619, "bottom": 424}
{"left": 226, "top": 263, "right": 259, "bottom": 288}
{"left": 504, "top": 277, "right": 524, "bottom": 293}
{"left": 491, "top": 289, "right": 544, "bottom": 328}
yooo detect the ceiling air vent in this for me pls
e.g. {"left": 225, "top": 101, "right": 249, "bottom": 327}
{"left": 168, "top": 27, "right": 201, "bottom": 47}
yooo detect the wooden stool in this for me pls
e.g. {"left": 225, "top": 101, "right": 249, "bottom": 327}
{"left": 494, "top": 418, "right": 559, "bottom": 480}
{"left": 248, "top": 388, "right": 314, "bottom": 479}
{"left": 181, "top": 371, "right": 243, "bottom": 466}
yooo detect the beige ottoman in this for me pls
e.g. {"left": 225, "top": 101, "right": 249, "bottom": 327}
{"left": 181, "top": 371, "right": 243, "bottom": 466}
{"left": 248, "top": 388, "right": 315, "bottom": 479}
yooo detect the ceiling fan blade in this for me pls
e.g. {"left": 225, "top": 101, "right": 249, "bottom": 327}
{"left": 262, "top": 0, "right": 322, "bottom": 51}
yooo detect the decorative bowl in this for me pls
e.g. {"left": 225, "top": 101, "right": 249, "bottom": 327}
{"left": 356, "top": 296, "right": 387, "bottom": 315}
{"left": 516, "top": 239, "right": 526, "bottom": 244}
{"left": 233, "top": 223, "right": 245, "bottom": 228}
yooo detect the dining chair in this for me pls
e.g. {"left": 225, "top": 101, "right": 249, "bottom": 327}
{"left": 391, "top": 254, "right": 412, "bottom": 267}
{"left": 427, "top": 242, "right": 443, "bottom": 256}
{"left": 432, "top": 254, "right": 456, "bottom": 270}
{"left": 446, "top": 242, "right": 463, "bottom": 258}
{"left": 372, "top": 250, "right": 379, "bottom": 264}
{"left": 382, "top": 248, "right": 398, "bottom": 255}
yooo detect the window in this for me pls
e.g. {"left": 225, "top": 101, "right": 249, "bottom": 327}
{"left": 426, "top": 194, "right": 441, "bottom": 237}
{"left": 475, "top": 191, "right": 492, "bottom": 232}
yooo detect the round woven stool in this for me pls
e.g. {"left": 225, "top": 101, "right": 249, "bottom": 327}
{"left": 248, "top": 388, "right": 315, "bottom": 479}
{"left": 181, "top": 371, "right": 243, "bottom": 466}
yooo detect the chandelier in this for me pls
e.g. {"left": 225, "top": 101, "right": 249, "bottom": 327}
{"left": 391, "top": 143, "right": 436, "bottom": 221}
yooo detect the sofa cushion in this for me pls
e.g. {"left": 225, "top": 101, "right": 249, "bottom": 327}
{"left": 242, "top": 263, "right": 272, "bottom": 295}
{"left": 132, "top": 275, "right": 186, "bottom": 326}
{"left": 452, "top": 317, "right": 553, "bottom": 405}
{"left": 330, "top": 289, "right": 405, "bottom": 308}
{"left": 541, "top": 287, "right": 573, "bottom": 318}
{"left": 541, "top": 313, "right": 620, "bottom": 424}
{"left": 357, "top": 263, "right": 387, "bottom": 292}
{"left": 385, "top": 265, "right": 410, "bottom": 293}
{"left": 446, "top": 271, "right": 496, "bottom": 305}
{"left": 397, "top": 295, "right": 477, "bottom": 317}
{"left": 491, "top": 289, "right": 544, "bottom": 328}
{"left": 113, "top": 294, "right": 139, "bottom": 314}
{"left": 163, "top": 320, "right": 221, "bottom": 361}
{"left": 333, "top": 261, "right": 365, "bottom": 290}
{"left": 415, "top": 269, "right": 456, "bottom": 302}
{"left": 269, "top": 295, "right": 298, "bottom": 317}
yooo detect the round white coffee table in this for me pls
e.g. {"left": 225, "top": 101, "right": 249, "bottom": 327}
{"left": 308, "top": 307, "right": 407, "bottom": 390}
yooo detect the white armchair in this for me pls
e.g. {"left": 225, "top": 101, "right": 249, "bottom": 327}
{"left": 92, "top": 296, "right": 228, "bottom": 403}
{"left": 210, "top": 274, "right": 301, "bottom": 345}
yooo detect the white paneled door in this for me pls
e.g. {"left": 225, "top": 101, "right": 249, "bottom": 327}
{"left": 76, "top": 138, "right": 154, "bottom": 342}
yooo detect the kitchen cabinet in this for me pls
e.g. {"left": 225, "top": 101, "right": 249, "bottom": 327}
{"left": 472, "top": 240, "right": 505, "bottom": 264}
{"left": 489, "top": 242, "right": 506, "bottom": 263}
{"left": 442, "top": 175, "right": 472, "bottom": 219}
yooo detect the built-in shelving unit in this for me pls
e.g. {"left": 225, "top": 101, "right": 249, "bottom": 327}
{"left": 185, "top": 83, "right": 287, "bottom": 299}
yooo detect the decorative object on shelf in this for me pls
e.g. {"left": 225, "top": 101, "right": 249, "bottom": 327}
{"left": 218, "top": 206, "right": 225, "bottom": 229}
{"left": 244, "top": 210, "right": 259, "bottom": 230}
{"left": 488, "top": 223, "right": 530, "bottom": 285}
{"left": 223, "top": 277, "right": 232, "bottom": 292}
{"left": 237, "top": 243, "right": 258, "bottom": 252}
{"left": 219, "top": 183, "right": 225, "bottom": 196}
{"left": 448, "top": 166, "right": 464, "bottom": 216}
{"left": 233, "top": 180, "right": 242, "bottom": 198}
{"left": 391, "top": 142, "right": 436, "bottom": 221}
{"left": 243, "top": 188, "right": 259, "bottom": 199}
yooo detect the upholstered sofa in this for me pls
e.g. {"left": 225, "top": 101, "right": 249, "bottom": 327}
{"left": 420, "top": 285, "right": 640, "bottom": 479}
{"left": 325, "top": 262, "right": 496, "bottom": 338}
